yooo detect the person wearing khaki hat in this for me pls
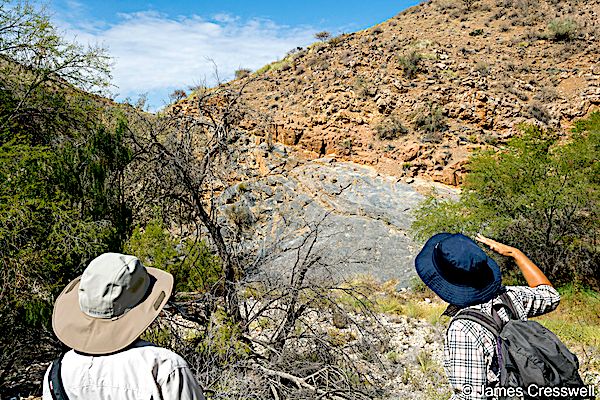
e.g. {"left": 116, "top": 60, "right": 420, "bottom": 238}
{"left": 42, "top": 253, "right": 205, "bottom": 400}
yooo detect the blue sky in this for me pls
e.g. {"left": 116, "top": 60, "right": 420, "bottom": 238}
{"left": 51, "top": 0, "right": 419, "bottom": 109}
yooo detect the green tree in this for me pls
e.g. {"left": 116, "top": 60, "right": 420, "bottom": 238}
{"left": 412, "top": 113, "right": 599, "bottom": 288}
{"left": 124, "top": 219, "right": 223, "bottom": 294}
{"left": 0, "top": 1, "right": 131, "bottom": 391}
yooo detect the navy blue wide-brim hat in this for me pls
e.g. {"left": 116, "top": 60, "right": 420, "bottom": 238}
{"left": 415, "top": 233, "right": 502, "bottom": 308}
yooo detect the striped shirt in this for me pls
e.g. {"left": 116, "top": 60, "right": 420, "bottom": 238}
{"left": 444, "top": 285, "right": 561, "bottom": 400}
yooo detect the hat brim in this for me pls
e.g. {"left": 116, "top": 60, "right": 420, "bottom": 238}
{"left": 415, "top": 233, "right": 502, "bottom": 308}
{"left": 52, "top": 267, "right": 173, "bottom": 355}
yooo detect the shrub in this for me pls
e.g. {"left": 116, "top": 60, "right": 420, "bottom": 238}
{"left": 353, "top": 76, "right": 375, "bottom": 98}
{"left": 475, "top": 61, "right": 490, "bottom": 76}
{"left": 286, "top": 47, "right": 302, "bottom": 57}
{"left": 328, "top": 35, "right": 344, "bottom": 46}
{"left": 413, "top": 103, "right": 447, "bottom": 141}
{"left": 0, "top": 0, "right": 127, "bottom": 385}
{"left": 463, "top": 0, "right": 477, "bottom": 11}
{"left": 398, "top": 51, "right": 423, "bottom": 79}
{"left": 124, "top": 219, "right": 223, "bottom": 293}
{"left": 169, "top": 89, "right": 187, "bottom": 102}
{"left": 234, "top": 68, "right": 252, "bottom": 79}
{"left": 341, "top": 138, "right": 353, "bottom": 155}
{"left": 528, "top": 102, "right": 551, "bottom": 123}
{"left": 225, "top": 204, "right": 254, "bottom": 231}
{"left": 314, "top": 31, "right": 331, "bottom": 42}
{"left": 412, "top": 113, "right": 600, "bottom": 288}
{"left": 256, "top": 59, "right": 292, "bottom": 75}
{"left": 256, "top": 64, "right": 271, "bottom": 75}
{"left": 469, "top": 28, "right": 484, "bottom": 36}
{"left": 548, "top": 18, "right": 578, "bottom": 41}
{"left": 502, "top": 81, "right": 530, "bottom": 101}
{"left": 534, "top": 86, "right": 558, "bottom": 102}
{"left": 375, "top": 116, "right": 408, "bottom": 140}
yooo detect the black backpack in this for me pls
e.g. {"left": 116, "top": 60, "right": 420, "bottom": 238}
{"left": 454, "top": 292, "right": 588, "bottom": 400}
{"left": 48, "top": 353, "right": 69, "bottom": 400}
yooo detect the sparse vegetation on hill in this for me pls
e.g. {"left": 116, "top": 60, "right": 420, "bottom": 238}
{"left": 203, "top": 0, "right": 600, "bottom": 186}
{"left": 314, "top": 31, "right": 332, "bottom": 42}
{"left": 548, "top": 18, "right": 579, "bottom": 41}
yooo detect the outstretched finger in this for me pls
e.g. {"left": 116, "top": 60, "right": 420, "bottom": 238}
{"left": 475, "top": 234, "right": 491, "bottom": 245}
{"left": 476, "top": 235, "right": 499, "bottom": 252}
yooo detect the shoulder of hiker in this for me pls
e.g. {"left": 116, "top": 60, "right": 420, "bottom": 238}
{"left": 446, "top": 317, "right": 481, "bottom": 343}
{"left": 504, "top": 285, "right": 560, "bottom": 317}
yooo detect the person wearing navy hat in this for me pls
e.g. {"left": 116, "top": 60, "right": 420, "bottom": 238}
{"left": 415, "top": 233, "right": 561, "bottom": 400}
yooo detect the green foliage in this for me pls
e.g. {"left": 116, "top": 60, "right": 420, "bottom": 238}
{"left": 143, "top": 313, "right": 247, "bottom": 361}
{"left": 534, "top": 284, "right": 600, "bottom": 349}
{"left": 398, "top": 50, "right": 422, "bottom": 79}
{"left": 375, "top": 116, "right": 408, "bottom": 140}
{"left": 0, "top": 0, "right": 110, "bottom": 96}
{"left": 125, "top": 219, "right": 178, "bottom": 268}
{"left": 125, "top": 219, "right": 223, "bottom": 293}
{"left": 412, "top": 113, "right": 600, "bottom": 287}
{"left": 255, "top": 58, "right": 291, "bottom": 75}
{"left": 548, "top": 18, "right": 578, "bottom": 41}
{"left": 191, "top": 309, "right": 250, "bottom": 366}
{"left": 256, "top": 63, "right": 271, "bottom": 75}
{"left": 411, "top": 195, "right": 485, "bottom": 242}
{"left": 0, "top": 1, "right": 127, "bottom": 388}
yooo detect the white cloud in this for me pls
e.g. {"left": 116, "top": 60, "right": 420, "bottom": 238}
{"left": 59, "top": 11, "right": 316, "bottom": 106}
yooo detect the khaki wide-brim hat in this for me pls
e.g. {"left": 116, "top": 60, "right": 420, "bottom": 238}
{"left": 53, "top": 262, "right": 173, "bottom": 355}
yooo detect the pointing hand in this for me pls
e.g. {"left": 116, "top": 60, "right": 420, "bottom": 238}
{"left": 475, "top": 234, "right": 519, "bottom": 257}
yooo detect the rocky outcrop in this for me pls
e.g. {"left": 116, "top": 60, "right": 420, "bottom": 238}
{"left": 219, "top": 142, "right": 457, "bottom": 284}
{"left": 177, "top": 0, "right": 600, "bottom": 186}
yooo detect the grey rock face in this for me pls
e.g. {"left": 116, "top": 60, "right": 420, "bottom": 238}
{"left": 221, "top": 151, "right": 456, "bottom": 286}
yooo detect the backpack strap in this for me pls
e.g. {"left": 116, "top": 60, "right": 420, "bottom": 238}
{"left": 497, "top": 292, "right": 519, "bottom": 320}
{"left": 454, "top": 309, "right": 502, "bottom": 337}
{"left": 452, "top": 292, "right": 521, "bottom": 337}
{"left": 48, "top": 353, "right": 69, "bottom": 400}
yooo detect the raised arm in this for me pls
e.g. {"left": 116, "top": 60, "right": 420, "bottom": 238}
{"left": 475, "top": 234, "right": 552, "bottom": 288}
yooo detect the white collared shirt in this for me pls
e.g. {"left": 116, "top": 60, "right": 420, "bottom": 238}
{"left": 42, "top": 340, "right": 205, "bottom": 400}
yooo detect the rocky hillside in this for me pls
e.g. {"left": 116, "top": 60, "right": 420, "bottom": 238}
{"left": 177, "top": 0, "right": 599, "bottom": 186}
